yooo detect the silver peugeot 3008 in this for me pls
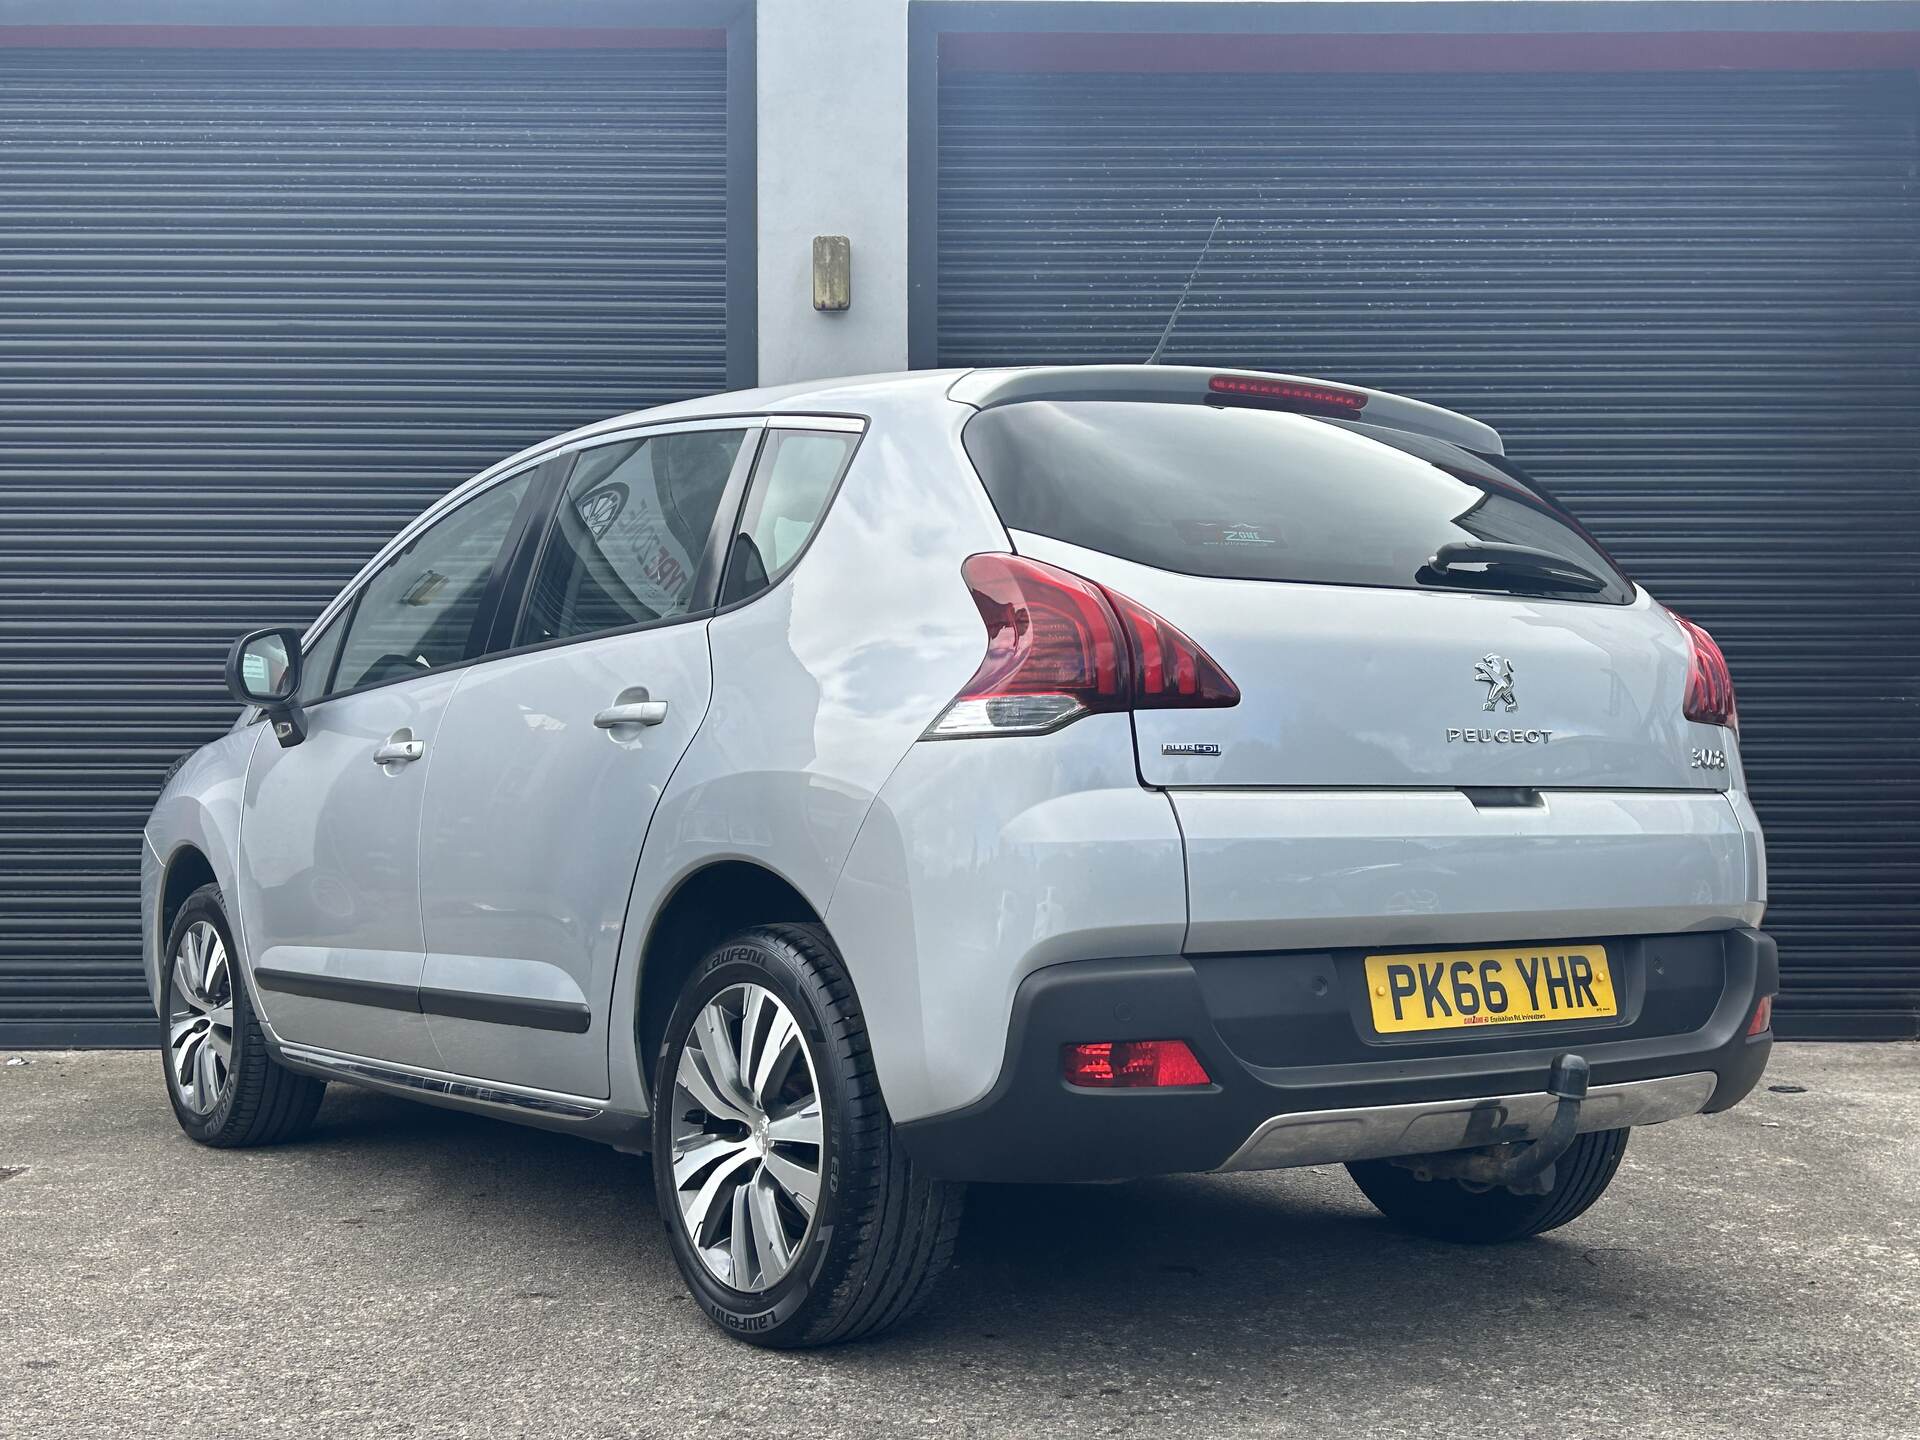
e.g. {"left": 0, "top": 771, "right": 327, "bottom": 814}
{"left": 142, "top": 365, "right": 1773, "bottom": 1346}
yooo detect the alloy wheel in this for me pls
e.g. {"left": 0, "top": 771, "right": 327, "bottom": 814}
{"left": 669, "top": 982, "right": 824, "bottom": 1292}
{"left": 168, "top": 920, "right": 234, "bottom": 1115}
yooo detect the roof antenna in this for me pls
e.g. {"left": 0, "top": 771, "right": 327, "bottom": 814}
{"left": 1145, "top": 215, "right": 1223, "bottom": 366}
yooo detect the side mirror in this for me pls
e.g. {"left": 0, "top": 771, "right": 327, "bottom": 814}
{"left": 225, "top": 627, "right": 307, "bottom": 747}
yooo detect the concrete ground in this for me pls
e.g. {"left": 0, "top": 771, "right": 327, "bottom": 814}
{"left": 1, "top": 1044, "right": 1914, "bottom": 1439}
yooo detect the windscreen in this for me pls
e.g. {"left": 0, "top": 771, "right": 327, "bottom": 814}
{"left": 962, "top": 400, "right": 1633, "bottom": 604}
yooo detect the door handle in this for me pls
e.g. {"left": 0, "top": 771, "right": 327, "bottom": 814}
{"left": 371, "top": 739, "right": 424, "bottom": 765}
{"left": 594, "top": 701, "right": 669, "bottom": 729}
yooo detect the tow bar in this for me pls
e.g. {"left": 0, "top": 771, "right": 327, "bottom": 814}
{"left": 1389, "top": 1054, "right": 1592, "bottom": 1196}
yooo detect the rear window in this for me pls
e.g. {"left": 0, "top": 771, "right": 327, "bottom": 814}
{"left": 962, "top": 400, "right": 1633, "bottom": 604}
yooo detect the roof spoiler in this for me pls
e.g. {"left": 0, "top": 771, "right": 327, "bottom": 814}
{"left": 946, "top": 365, "right": 1503, "bottom": 456}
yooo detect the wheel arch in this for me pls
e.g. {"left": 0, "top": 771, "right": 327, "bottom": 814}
{"left": 633, "top": 858, "right": 827, "bottom": 1105}
{"left": 142, "top": 725, "right": 262, "bottom": 1013}
{"left": 159, "top": 843, "right": 219, "bottom": 951}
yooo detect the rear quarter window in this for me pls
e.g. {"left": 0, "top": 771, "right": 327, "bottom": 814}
{"left": 961, "top": 400, "right": 1632, "bottom": 604}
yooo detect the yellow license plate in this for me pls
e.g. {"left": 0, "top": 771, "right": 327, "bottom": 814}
{"left": 1364, "top": 945, "right": 1616, "bottom": 1034}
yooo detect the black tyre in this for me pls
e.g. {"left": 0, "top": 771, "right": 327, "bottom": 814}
{"left": 651, "top": 923, "right": 964, "bottom": 1347}
{"left": 1347, "top": 1128, "right": 1631, "bottom": 1243}
{"left": 161, "top": 883, "right": 326, "bottom": 1148}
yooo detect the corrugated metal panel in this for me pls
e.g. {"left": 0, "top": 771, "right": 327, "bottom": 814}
{"left": 937, "top": 67, "right": 1920, "bottom": 1039}
{"left": 0, "top": 46, "right": 729, "bottom": 1047}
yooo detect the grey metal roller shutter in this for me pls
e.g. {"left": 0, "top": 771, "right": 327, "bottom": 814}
{"left": 936, "top": 66, "right": 1920, "bottom": 1039}
{"left": 0, "top": 44, "right": 731, "bottom": 1047}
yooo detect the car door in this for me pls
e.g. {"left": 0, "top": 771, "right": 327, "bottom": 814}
{"left": 414, "top": 420, "right": 758, "bottom": 1096}
{"left": 234, "top": 462, "right": 549, "bottom": 1068}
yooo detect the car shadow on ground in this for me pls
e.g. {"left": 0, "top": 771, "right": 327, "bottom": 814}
{"left": 297, "top": 1083, "right": 1758, "bottom": 1383}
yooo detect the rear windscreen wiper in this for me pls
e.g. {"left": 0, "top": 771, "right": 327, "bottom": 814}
{"left": 1418, "top": 541, "right": 1609, "bottom": 595}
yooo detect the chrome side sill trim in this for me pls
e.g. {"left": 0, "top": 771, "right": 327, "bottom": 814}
{"left": 1216, "top": 1071, "right": 1717, "bottom": 1174}
{"left": 278, "top": 1045, "right": 605, "bottom": 1120}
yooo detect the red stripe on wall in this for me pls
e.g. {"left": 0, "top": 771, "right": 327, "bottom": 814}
{"left": 940, "top": 29, "right": 1920, "bottom": 75}
{"left": 0, "top": 25, "right": 724, "bottom": 50}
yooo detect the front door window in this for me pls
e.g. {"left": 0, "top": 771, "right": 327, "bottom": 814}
{"left": 330, "top": 468, "right": 538, "bottom": 695}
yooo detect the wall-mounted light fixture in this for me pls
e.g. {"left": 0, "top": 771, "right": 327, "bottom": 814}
{"left": 812, "top": 235, "right": 851, "bottom": 311}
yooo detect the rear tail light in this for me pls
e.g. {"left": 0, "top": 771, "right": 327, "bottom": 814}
{"left": 1107, "top": 585, "right": 1238, "bottom": 707}
{"left": 1747, "top": 995, "right": 1774, "bottom": 1037}
{"left": 925, "top": 553, "right": 1238, "bottom": 739}
{"left": 1669, "top": 610, "right": 1738, "bottom": 732}
{"left": 1062, "top": 1039, "right": 1212, "bottom": 1089}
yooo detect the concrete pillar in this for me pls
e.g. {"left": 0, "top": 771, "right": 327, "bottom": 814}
{"left": 755, "top": 0, "right": 913, "bottom": 385}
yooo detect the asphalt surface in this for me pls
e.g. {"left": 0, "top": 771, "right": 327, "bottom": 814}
{"left": 1, "top": 1043, "right": 1915, "bottom": 1439}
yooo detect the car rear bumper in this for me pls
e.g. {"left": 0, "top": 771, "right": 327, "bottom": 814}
{"left": 894, "top": 926, "right": 1775, "bottom": 1183}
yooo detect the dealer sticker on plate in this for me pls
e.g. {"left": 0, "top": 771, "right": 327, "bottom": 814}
{"left": 1364, "top": 945, "right": 1617, "bottom": 1034}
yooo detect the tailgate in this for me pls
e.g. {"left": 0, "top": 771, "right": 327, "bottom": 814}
{"left": 964, "top": 394, "right": 1739, "bottom": 795}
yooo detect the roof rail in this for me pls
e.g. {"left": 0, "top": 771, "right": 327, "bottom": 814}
{"left": 946, "top": 365, "right": 1503, "bottom": 455}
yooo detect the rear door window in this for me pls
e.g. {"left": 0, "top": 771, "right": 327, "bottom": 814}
{"left": 518, "top": 428, "right": 748, "bottom": 645}
{"left": 962, "top": 400, "right": 1631, "bottom": 603}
